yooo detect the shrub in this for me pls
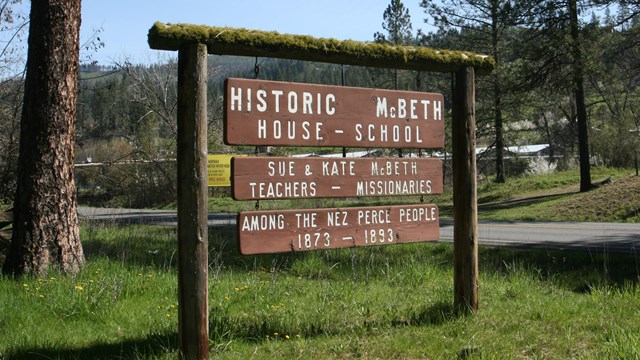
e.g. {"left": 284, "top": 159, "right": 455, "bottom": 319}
{"left": 527, "top": 155, "right": 557, "bottom": 175}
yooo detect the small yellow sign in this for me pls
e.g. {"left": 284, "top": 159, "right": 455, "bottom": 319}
{"left": 207, "top": 154, "right": 237, "bottom": 187}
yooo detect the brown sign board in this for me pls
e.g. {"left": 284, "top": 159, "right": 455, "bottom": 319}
{"left": 232, "top": 157, "right": 443, "bottom": 200}
{"left": 238, "top": 204, "right": 439, "bottom": 254}
{"left": 224, "top": 78, "right": 445, "bottom": 149}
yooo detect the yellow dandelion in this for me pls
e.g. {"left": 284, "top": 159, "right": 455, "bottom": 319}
{"left": 74, "top": 285, "right": 84, "bottom": 291}
{"left": 22, "top": 283, "right": 29, "bottom": 288}
{"left": 39, "top": 294, "right": 45, "bottom": 299}
{"left": 234, "top": 287, "right": 240, "bottom": 292}
{"left": 296, "top": 334, "right": 301, "bottom": 339}
{"left": 285, "top": 335, "right": 290, "bottom": 340}
{"left": 89, "top": 279, "right": 94, "bottom": 283}
{"left": 165, "top": 313, "right": 171, "bottom": 317}
{"left": 273, "top": 332, "right": 278, "bottom": 337}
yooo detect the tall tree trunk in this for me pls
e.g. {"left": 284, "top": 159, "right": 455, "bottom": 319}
{"left": 491, "top": 1, "right": 505, "bottom": 183}
{"left": 541, "top": 113, "right": 555, "bottom": 162}
{"left": 494, "top": 85, "right": 505, "bottom": 183}
{"left": 569, "top": 0, "right": 592, "bottom": 192}
{"left": 3, "top": 0, "right": 84, "bottom": 276}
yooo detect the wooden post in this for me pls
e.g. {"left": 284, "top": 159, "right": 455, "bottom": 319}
{"left": 452, "top": 66, "right": 479, "bottom": 313}
{"left": 177, "top": 43, "right": 209, "bottom": 359}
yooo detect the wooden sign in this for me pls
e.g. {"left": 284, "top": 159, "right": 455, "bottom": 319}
{"left": 224, "top": 78, "right": 445, "bottom": 148}
{"left": 238, "top": 204, "right": 439, "bottom": 254}
{"left": 232, "top": 157, "right": 443, "bottom": 200}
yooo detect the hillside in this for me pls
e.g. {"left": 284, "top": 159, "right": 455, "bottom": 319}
{"left": 540, "top": 175, "right": 640, "bottom": 222}
{"left": 477, "top": 169, "right": 640, "bottom": 223}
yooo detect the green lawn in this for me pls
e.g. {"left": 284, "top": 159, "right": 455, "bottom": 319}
{"left": 2, "top": 167, "right": 640, "bottom": 358}
{"left": 2, "top": 221, "right": 640, "bottom": 359}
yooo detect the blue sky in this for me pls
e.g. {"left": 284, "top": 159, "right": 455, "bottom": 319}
{"left": 78, "top": 0, "right": 434, "bottom": 65}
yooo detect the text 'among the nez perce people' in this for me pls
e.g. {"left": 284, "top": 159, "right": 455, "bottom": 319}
{"left": 237, "top": 205, "right": 440, "bottom": 254}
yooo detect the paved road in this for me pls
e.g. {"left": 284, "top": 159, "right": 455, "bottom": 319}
{"left": 79, "top": 207, "right": 640, "bottom": 254}
{"left": 439, "top": 219, "right": 640, "bottom": 254}
{"left": 78, "top": 207, "right": 236, "bottom": 227}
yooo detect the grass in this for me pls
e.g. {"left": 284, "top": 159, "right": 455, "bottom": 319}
{"left": 2, "top": 167, "right": 640, "bottom": 358}
{"left": 475, "top": 167, "right": 640, "bottom": 222}
{"left": 2, "top": 219, "right": 640, "bottom": 359}
{"left": 1, "top": 226, "right": 180, "bottom": 359}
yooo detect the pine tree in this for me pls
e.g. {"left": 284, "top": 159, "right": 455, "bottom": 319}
{"left": 374, "top": 0, "right": 414, "bottom": 45}
{"left": 421, "top": 0, "right": 526, "bottom": 183}
{"left": 518, "top": 0, "right": 610, "bottom": 191}
{"left": 3, "top": 0, "right": 84, "bottom": 276}
{"left": 374, "top": 0, "right": 415, "bottom": 90}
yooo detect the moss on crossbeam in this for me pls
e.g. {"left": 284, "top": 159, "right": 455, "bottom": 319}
{"left": 148, "top": 22, "right": 494, "bottom": 75}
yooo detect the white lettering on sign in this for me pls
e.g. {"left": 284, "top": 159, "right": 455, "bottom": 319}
{"left": 297, "top": 232, "right": 331, "bottom": 250}
{"left": 399, "top": 206, "right": 438, "bottom": 223}
{"left": 322, "top": 160, "right": 356, "bottom": 176}
{"left": 364, "top": 228, "right": 394, "bottom": 244}
{"left": 249, "top": 181, "right": 317, "bottom": 198}
{"left": 227, "top": 79, "right": 445, "bottom": 148}
{"left": 375, "top": 97, "right": 443, "bottom": 120}
{"left": 230, "top": 86, "right": 336, "bottom": 115}
{"left": 295, "top": 212, "right": 317, "bottom": 228}
{"left": 241, "top": 214, "right": 285, "bottom": 231}
{"left": 356, "top": 179, "right": 433, "bottom": 196}
{"left": 354, "top": 123, "right": 423, "bottom": 143}
{"left": 327, "top": 210, "right": 349, "bottom": 227}
{"left": 257, "top": 119, "right": 324, "bottom": 141}
{"left": 370, "top": 160, "right": 418, "bottom": 176}
{"left": 232, "top": 157, "right": 443, "bottom": 200}
{"left": 267, "top": 160, "right": 296, "bottom": 176}
{"left": 238, "top": 204, "right": 440, "bottom": 254}
{"left": 357, "top": 208, "right": 391, "bottom": 225}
